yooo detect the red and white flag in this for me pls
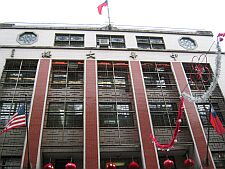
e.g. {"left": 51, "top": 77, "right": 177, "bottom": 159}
{"left": 210, "top": 106, "right": 225, "bottom": 135}
{"left": 0, "top": 105, "right": 26, "bottom": 135}
{"left": 97, "top": 0, "right": 108, "bottom": 15}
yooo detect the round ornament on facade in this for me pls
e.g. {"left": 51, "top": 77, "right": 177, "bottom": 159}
{"left": 17, "top": 32, "right": 38, "bottom": 45}
{"left": 184, "top": 158, "right": 195, "bottom": 168}
{"left": 128, "top": 161, "right": 140, "bottom": 169}
{"left": 179, "top": 37, "right": 197, "bottom": 50}
{"left": 163, "top": 159, "right": 174, "bottom": 169}
{"left": 106, "top": 162, "right": 116, "bottom": 169}
{"left": 65, "top": 162, "right": 76, "bottom": 169}
{"left": 43, "top": 162, "right": 54, "bottom": 169}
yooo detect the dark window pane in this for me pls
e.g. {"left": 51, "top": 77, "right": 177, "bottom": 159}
{"left": 65, "top": 114, "right": 83, "bottom": 127}
{"left": 100, "top": 113, "right": 118, "bottom": 127}
{"left": 47, "top": 115, "right": 64, "bottom": 127}
{"left": 118, "top": 112, "right": 134, "bottom": 127}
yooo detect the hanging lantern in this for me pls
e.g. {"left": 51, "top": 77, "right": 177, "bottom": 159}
{"left": 128, "top": 161, "right": 140, "bottom": 169}
{"left": 43, "top": 162, "right": 54, "bottom": 169}
{"left": 163, "top": 159, "right": 174, "bottom": 169}
{"left": 65, "top": 162, "right": 76, "bottom": 169}
{"left": 184, "top": 158, "right": 195, "bottom": 168}
{"left": 106, "top": 162, "right": 116, "bottom": 169}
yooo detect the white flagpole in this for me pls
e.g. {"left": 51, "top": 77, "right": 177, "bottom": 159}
{"left": 25, "top": 94, "right": 32, "bottom": 169}
{"left": 106, "top": 0, "right": 112, "bottom": 30}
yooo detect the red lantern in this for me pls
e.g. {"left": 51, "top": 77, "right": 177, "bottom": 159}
{"left": 163, "top": 159, "right": 174, "bottom": 169}
{"left": 65, "top": 162, "right": 76, "bottom": 169}
{"left": 43, "top": 163, "right": 54, "bottom": 169}
{"left": 106, "top": 162, "right": 116, "bottom": 169}
{"left": 184, "top": 158, "right": 195, "bottom": 168}
{"left": 128, "top": 161, "right": 140, "bottom": 169}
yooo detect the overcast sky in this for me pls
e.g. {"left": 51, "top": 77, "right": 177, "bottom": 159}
{"left": 1, "top": 0, "right": 225, "bottom": 48}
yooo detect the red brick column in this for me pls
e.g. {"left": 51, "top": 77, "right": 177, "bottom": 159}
{"left": 22, "top": 59, "right": 50, "bottom": 169}
{"left": 85, "top": 60, "right": 99, "bottom": 169}
{"left": 172, "top": 62, "right": 215, "bottom": 169}
{"left": 130, "top": 61, "right": 159, "bottom": 169}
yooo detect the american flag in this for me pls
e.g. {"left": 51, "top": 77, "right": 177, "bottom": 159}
{"left": 0, "top": 105, "right": 26, "bottom": 135}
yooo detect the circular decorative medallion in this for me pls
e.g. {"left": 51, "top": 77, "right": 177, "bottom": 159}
{"left": 179, "top": 37, "right": 197, "bottom": 50}
{"left": 17, "top": 32, "right": 38, "bottom": 45}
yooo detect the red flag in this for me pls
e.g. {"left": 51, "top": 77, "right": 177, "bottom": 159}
{"left": 210, "top": 106, "right": 225, "bottom": 135}
{"left": 97, "top": 0, "right": 108, "bottom": 15}
{"left": 0, "top": 105, "right": 26, "bottom": 135}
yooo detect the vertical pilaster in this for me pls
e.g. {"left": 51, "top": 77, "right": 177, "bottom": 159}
{"left": 22, "top": 59, "right": 51, "bottom": 169}
{"left": 85, "top": 60, "right": 99, "bottom": 169}
{"left": 130, "top": 61, "right": 159, "bottom": 169}
{"left": 172, "top": 62, "right": 215, "bottom": 169}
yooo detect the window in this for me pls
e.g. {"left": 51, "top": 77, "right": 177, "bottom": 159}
{"left": 142, "top": 62, "right": 184, "bottom": 126}
{"left": 99, "top": 103, "right": 134, "bottom": 127}
{"left": 142, "top": 62, "right": 176, "bottom": 89}
{"left": 46, "top": 102, "right": 83, "bottom": 128}
{"left": 149, "top": 102, "right": 183, "bottom": 126}
{"left": 46, "top": 60, "right": 84, "bottom": 128}
{"left": 183, "top": 63, "right": 213, "bottom": 91}
{"left": 66, "top": 103, "right": 83, "bottom": 111}
{"left": 4, "top": 60, "right": 21, "bottom": 70}
{"left": 98, "top": 61, "right": 135, "bottom": 128}
{"left": 197, "top": 103, "right": 225, "bottom": 126}
{"left": 0, "top": 59, "right": 38, "bottom": 89}
{"left": 52, "top": 72, "right": 67, "bottom": 84}
{"left": 136, "top": 36, "right": 165, "bottom": 49}
{"left": 99, "top": 113, "right": 118, "bottom": 127}
{"left": 54, "top": 34, "right": 84, "bottom": 47}
{"left": 50, "top": 60, "right": 84, "bottom": 88}
{"left": 0, "top": 102, "right": 30, "bottom": 126}
{"left": 96, "top": 35, "right": 126, "bottom": 48}
{"left": 0, "top": 157, "right": 21, "bottom": 168}
{"left": 118, "top": 112, "right": 134, "bottom": 127}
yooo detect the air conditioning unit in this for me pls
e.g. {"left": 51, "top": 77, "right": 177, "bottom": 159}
{"left": 99, "top": 39, "right": 110, "bottom": 46}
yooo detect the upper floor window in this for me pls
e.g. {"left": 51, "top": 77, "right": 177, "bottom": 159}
{"left": 96, "top": 35, "right": 126, "bottom": 48}
{"left": 54, "top": 34, "right": 84, "bottom": 47}
{"left": 136, "top": 36, "right": 165, "bottom": 49}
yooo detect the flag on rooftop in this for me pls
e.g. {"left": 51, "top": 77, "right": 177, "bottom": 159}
{"left": 97, "top": 0, "right": 108, "bottom": 15}
{"left": 210, "top": 106, "right": 225, "bottom": 135}
{"left": 0, "top": 104, "right": 26, "bottom": 135}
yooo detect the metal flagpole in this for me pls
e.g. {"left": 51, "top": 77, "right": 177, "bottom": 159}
{"left": 106, "top": 0, "right": 112, "bottom": 30}
{"left": 25, "top": 94, "right": 32, "bottom": 169}
{"left": 205, "top": 99, "right": 211, "bottom": 166}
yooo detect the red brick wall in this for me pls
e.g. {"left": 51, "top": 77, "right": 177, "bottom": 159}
{"left": 85, "top": 60, "right": 99, "bottom": 169}
{"left": 22, "top": 59, "right": 50, "bottom": 169}
{"left": 172, "top": 62, "right": 214, "bottom": 169}
{"left": 130, "top": 61, "right": 159, "bottom": 169}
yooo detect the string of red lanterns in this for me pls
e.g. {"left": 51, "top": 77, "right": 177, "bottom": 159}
{"left": 163, "top": 158, "right": 195, "bottom": 168}
{"left": 150, "top": 96, "right": 184, "bottom": 150}
{"left": 43, "top": 159, "right": 192, "bottom": 169}
{"left": 106, "top": 162, "right": 116, "bottom": 169}
{"left": 43, "top": 162, "right": 76, "bottom": 169}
